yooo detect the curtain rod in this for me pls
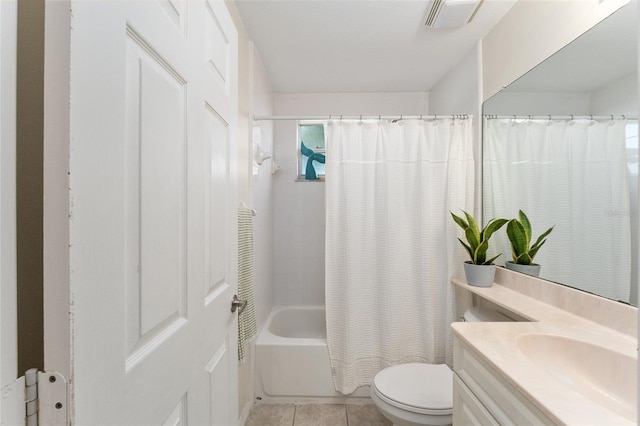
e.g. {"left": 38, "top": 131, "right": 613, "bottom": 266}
{"left": 253, "top": 114, "right": 471, "bottom": 121}
{"left": 484, "top": 114, "right": 637, "bottom": 121}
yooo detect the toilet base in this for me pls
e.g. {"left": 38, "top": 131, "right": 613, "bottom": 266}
{"left": 370, "top": 385, "right": 452, "bottom": 426}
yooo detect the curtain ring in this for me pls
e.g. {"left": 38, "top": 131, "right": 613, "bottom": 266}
{"left": 622, "top": 115, "right": 626, "bottom": 120}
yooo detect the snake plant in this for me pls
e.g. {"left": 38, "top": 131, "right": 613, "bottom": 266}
{"left": 507, "top": 210, "right": 554, "bottom": 265}
{"left": 451, "top": 210, "right": 508, "bottom": 265}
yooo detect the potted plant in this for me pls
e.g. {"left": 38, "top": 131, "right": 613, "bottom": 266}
{"left": 451, "top": 210, "right": 508, "bottom": 287}
{"left": 505, "top": 210, "right": 554, "bottom": 277}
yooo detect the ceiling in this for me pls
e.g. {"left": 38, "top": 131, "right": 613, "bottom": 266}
{"left": 234, "top": 0, "right": 517, "bottom": 93}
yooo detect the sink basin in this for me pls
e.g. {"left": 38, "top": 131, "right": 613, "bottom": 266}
{"left": 517, "top": 333, "right": 637, "bottom": 421}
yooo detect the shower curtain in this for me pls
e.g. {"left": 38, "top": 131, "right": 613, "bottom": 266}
{"left": 324, "top": 118, "right": 474, "bottom": 394}
{"left": 484, "top": 118, "right": 631, "bottom": 301}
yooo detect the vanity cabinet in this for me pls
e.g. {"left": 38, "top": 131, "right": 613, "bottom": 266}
{"left": 453, "top": 337, "right": 554, "bottom": 426}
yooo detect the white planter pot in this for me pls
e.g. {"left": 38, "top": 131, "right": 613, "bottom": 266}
{"left": 463, "top": 262, "right": 496, "bottom": 287}
{"left": 505, "top": 261, "right": 541, "bottom": 277}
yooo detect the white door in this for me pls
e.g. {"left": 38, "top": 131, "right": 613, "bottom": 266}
{"left": 0, "top": 0, "right": 19, "bottom": 423}
{"left": 57, "top": 1, "right": 239, "bottom": 424}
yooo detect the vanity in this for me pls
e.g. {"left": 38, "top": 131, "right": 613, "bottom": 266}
{"left": 451, "top": 268, "right": 637, "bottom": 425}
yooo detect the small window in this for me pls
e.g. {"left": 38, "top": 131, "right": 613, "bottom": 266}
{"left": 298, "top": 122, "right": 326, "bottom": 181}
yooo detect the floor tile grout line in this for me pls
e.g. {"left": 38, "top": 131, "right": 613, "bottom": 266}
{"left": 344, "top": 404, "right": 349, "bottom": 426}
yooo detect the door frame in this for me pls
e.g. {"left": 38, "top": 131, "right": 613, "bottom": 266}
{"left": 43, "top": 0, "right": 71, "bottom": 387}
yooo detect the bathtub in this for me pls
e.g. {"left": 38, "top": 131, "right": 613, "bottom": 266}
{"left": 255, "top": 305, "right": 370, "bottom": 403}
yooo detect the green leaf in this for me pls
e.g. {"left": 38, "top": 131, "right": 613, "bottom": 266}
{"left": 515, "top": 253, "right": 533, "bottom": 265}
{"left": 485, "top": 253, "right": 502, "bottom": 265}
{"left": 484, "top": 218, "right": 508, "bottom": 242}
{"left": 474, "top": 240, "right": 489, "bottom": 264}
{"left": 528, "top": 239, "right": 546, "bottom": 261}
{"left": 530, "top": 226, "right": 554, "bottom": 252}
{"left": 507, "top": 220, "right": 527, "bottom": 256}
{"left": 457, "top": 238, "right": 474, "bottom": 261}
{"left": 518, "top": 210, "right": 532, "bottom": 246}
{"left": 463, "top": 211, "right": 481, "bottom": 244}
{"left": 465, "top": 227, "right": 479, "bottom": 250}
{"left": 450, "top": 212, "right": 468, "bottom": 231}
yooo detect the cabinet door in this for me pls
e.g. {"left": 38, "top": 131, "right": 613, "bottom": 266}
{"left": 454, "top": 337, "right": 554, "bottom": 425}
{"left": 453, "top": 374, "right": 499, "bottom": 426}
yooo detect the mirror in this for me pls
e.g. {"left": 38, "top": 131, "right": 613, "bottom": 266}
{"left": 482, "top": 2, "right": 638, "bottom": 306}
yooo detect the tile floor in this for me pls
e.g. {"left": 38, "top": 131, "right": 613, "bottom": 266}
{"left": 245, "top": 403, "right": 392, "bottom": 426}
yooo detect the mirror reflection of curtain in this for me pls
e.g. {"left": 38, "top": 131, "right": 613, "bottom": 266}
{"left": 484, "top": 118, "right": 631, "bottom": 302}
{"left": 324, "top": 118, "right": 474, "bottom": 394}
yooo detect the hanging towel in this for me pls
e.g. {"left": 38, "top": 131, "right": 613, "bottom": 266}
{"left": 237, "top": 206, "right": 258, "bottom": 364}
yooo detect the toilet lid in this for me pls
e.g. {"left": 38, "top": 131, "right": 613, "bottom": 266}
{"left": 373, "top": 363, "right": 453, "bottom": 415}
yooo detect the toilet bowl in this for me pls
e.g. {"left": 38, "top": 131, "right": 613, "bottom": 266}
{"left": 370, "top": 363, "right": 452, "bottom": 426}
{"left": 370, "top": 307, "right": 511, "bottom": 426}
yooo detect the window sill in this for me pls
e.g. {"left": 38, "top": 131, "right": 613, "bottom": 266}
{"left": 296, "top": 175, "right": 325, "bottom": 182}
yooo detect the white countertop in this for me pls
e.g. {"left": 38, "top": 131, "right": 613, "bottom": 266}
{"left": 452, "top": 277, "right": 637, "bottom": 425}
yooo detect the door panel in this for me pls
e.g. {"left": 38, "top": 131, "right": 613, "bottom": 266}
{"left": 205, "top": 105, "right": 230, "bottom": 302}
{"left": 205, "top": 341, "right": 233, "bottom": 426}
{"left": 124, "top": 27, "right": 188, "bottom": 362}
{"left": 61, "top": 1, "right": 238, "bottom": 423}
{"left": 163, "top": 395, "right": 188, "bottom": 426}
{"left": 205, "top": 1, "right": 232, "bottom": 94}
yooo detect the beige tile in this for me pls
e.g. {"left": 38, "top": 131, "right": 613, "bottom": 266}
{"left": 246, "top": 403, "right": 295, "bottom": 426}
{"left": 293, "top": 404, "right": 347, "bottom": 426}
{"left": 346, "top": 404, "right": 392, "bottom": 426}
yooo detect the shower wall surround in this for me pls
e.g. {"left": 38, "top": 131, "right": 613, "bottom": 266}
{"left": 250, "top": 47, "right": 276, "bottom": 330}
{"left": 272, "top": 92, "right": 429, "bottom": 305}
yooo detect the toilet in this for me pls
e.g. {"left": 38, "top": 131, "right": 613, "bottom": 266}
{"left": 370, "top": 306, "right": 511, "bottom": 426}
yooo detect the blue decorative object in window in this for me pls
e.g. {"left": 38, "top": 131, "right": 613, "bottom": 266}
{"left": 300, "top": 141, "right": 325, "bottom": 180}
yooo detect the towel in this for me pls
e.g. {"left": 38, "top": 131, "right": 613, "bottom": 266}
{"left": 237, "top": 207, "right": 257, "bottom": 363}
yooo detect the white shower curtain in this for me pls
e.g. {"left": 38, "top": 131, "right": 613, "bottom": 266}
{"left": 325, "top": 118, "right": 474, "bottom": 394}
{"left": 484, "top": 118, "right": 631, "bottom": 301}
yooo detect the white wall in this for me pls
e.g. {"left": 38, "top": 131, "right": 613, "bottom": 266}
{"left": 429, "top": 44, "right": 482, "bottom": 217}
{"left": 428, "top": 45, "right": 482, "bottom": 319}
{"left": 482, "top": 73, "right": 638, "bottom": 116}
{"left": 483, "top": 92, "right": 592, "bottom": 116}
{"left": 272, "top": 92, "right": 428, "bottom": 305}
{"left": 227, "top": 4, "right": 261, "bottom": 423}
{"left": 590, "top": 73, "right": 638, "bottom": 115}
{"left": 250, "top": 46, "right": 275, "bottom": 329}
{"left": 429, "top": 45, "right": 482, "bottom": 117}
